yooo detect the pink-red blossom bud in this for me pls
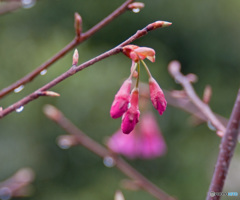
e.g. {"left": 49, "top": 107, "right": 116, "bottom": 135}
{"left": 110, "top": 79, "right": 132, "bottom": 119}
{"left": 122, "top": 45, "right": 155, "bottom": 63}
{"left": 121, "top": 88, "right": 140, "bottom": 134}
{"left": 149, "top": 77, "right": 167, "bottom": 115}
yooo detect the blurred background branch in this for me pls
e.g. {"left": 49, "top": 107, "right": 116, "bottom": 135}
{"left": 43, "top": 104, "right": 176, "bottom": 200}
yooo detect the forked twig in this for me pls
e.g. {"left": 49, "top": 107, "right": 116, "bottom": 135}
{"left": 0, "top": 0, "right": 134, "bottom": 98}
{"left": 168, "top": 60, "right": 226, "bottom": 137}
{"left": 43, "top": 105, "right": 176, "bottom": 200}
{"left": 0, "top": 21, "right": 171, "bottom": 119}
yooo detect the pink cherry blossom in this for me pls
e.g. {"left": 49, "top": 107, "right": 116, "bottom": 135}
{"left": 149, "top": 77, "right": 167, "bottom": 115}
{"left": 110, "top": 78, "right": 132, "bottom": 119}
{"left": 108, "top": 112, "right": 167, "bottom": 159}
{"left": 121, "top": 88, "right": 140, "bottom": 134}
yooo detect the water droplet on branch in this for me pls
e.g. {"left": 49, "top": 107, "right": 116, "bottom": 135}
{"left": 0, "top": 187, "right": 12, "bottom": 200}
{"left": 40, "top": 69, "right": 47, "bottom": 76}
{"left": 16, "top": 106, "right": 24, "bottom": 113}
{"left": 21, "top": 0, "right": 36, "bottom": 9}
{"left": 207, "top": 120, "right": 216, "bottom": 131}
{"left": 14, "top": 85, "right": 24, "bottom": 93}
{"left": 103, "top": 156, "right": 115, "bottom": 168}
{"left": 132, "top": 8, "right": 140, "bottom": 13}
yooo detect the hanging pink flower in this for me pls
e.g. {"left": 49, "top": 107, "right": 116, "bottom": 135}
{"left": 121, "top": 88, "right": 140, "bottom": 134}
{"left": 110, "top": 78, "right": 132, "bottom": 119}
{"left": 110, "top": 44, "right": 167, "bottom": 135}
{"left": 108, "top": 112, "right": 167, "bottom": 159}
{"left": 149, "top": 77, "right": 167, "bottom": 115}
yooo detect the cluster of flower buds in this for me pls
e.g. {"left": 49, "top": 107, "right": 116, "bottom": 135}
{"left": 110, "top": 45, "right": 167, "bottom": 134}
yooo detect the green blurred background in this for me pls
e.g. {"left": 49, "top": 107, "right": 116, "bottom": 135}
{"left": 0, "top": 0, "right": 240, "bottom": 199}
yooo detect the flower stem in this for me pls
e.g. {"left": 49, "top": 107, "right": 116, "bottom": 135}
{"left": 136, "top": 62, "right": 140, "bottom": 88}
{"left": 141, "top": 60, "right": 152, "bottom": 78}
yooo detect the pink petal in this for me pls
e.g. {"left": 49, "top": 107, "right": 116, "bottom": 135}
{"left": 121, "top": 88, "right": 140, "bottom": 134}
{"left": 110, "top": 79, "right": 132, "bottom": 118}
{"left": 149, "top": 77, "right": 167, "bottom": 115}
{"left": 134, "top": 47, "right": 155, "bottom": 62}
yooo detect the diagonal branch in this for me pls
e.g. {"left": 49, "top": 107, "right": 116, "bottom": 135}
{"left": 0, "top": 0, "right": 134, "bottom": 98}
{"left": 0, "top": 21, "right": 171, "bottom": 119}
{"left": 206, "top": 88, "right": 240, "bottom": 200}
{"left": 168, "top": 60, "right": 226, "bottom": 137}
{"left": 163, "top": 90, "right": 228, "bottom": 127}
{"left": 43, "top": 105, "right": 176, "bottom": 200}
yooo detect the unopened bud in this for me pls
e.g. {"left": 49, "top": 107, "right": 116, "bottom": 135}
{"left": 72, "top": 49, "right": 79, "bottom": 66}
{"left": 217, "top": 130, "right": 224, "bottom": 137}
{"left": 74, "top": 12, "right": 82, "bottom": 38}
{"left": 203, "top": 85, "right": 212, "bottom": 104}
{"left": 43, "top": 104, "right": 62, "bottom": 121}
{"left": 114, "top": 190, "right": 125, "bottom": 200}
{"left": 39, "top": 91, "right": 60, "bottom": 97}
{"left": 168, "top": 60, "right": 181, "bottom": 75}
{"left": 146, "top": 21, "right": 172, "bottom": 31}
{"left": 128, "top": 2, "right": 144, "bottom": 13}
{"left": 186, "top": 73, "right": 198, "bottom": 83}
{"left": 14, "top": 168, "right": 35, "bottom": 183}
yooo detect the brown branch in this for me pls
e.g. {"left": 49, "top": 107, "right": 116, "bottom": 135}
{"left": 168, "top": 60, "right": 226, "bottom": 137}
{"left": 0, "top": 21, "right": 171, "bottom": 119}
{"left": 163, "top": 90, "right": 228, "bottom": 127}
{"left": 0, "top": 0, "right": 134, "bottom": 98}
{"left": 0, "top": 168, "right": 35, "bottom": 198}
{"left": 0, "top": 1, "right": 22, "bottom": 15}
{"left": 206, "top": 88, "right": 240, "bottom": 200}
{"left": 43, "top": 105, "right": 176, "bottom": 200}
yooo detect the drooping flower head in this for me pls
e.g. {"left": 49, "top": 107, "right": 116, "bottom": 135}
{"left": 110, "top": 44, "right": 167, "bottom": 134}
{"left": 121, "top": 88, "right": 140, "bottom": 134}
{"left": 108, "top": 112, "right": 167, "bottom": 159}
{"left": 110, "top": 78, "right": 132, "bottom": 119}
{"left": 149, "top": 77, "right": 167, "bottom": 115}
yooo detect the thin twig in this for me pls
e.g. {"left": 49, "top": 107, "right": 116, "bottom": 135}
{"left": 163, "top": 90, "right": 228, "bottom": 127}
{"left": 0, "top": 21, "right": 171, "bottom": 119}
{"left": 206, "top": 88, "right": 240, "bottom": 200}
{"left": 0, "top": 168, "right": 35, "bottom": 198}
{"left": 168, "top": 60, "right": 226, "bottom": 137}
{"left": 0, "top": 0, "right": 134, "bottom": 98}
{"left": 43, "top": 105, "right": 176, "bottom": 200}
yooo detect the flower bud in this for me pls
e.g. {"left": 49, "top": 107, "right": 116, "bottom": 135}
{"left": 149, "top": 77, "right": 167, "bottom": 115}
{"left": 110, "top": 79, "right": 132, "bottom": 118}
{"left": 122, "top": 45, "right": 155, "bottom": 62}
{"left": 74, "top": 12, "right": 82, "bottom": 38}
{"left": 72, "top": 49, "right": 79, "bottom": 66}
{"left": 121, "top": 88, "right": 140, "bottom": 134}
